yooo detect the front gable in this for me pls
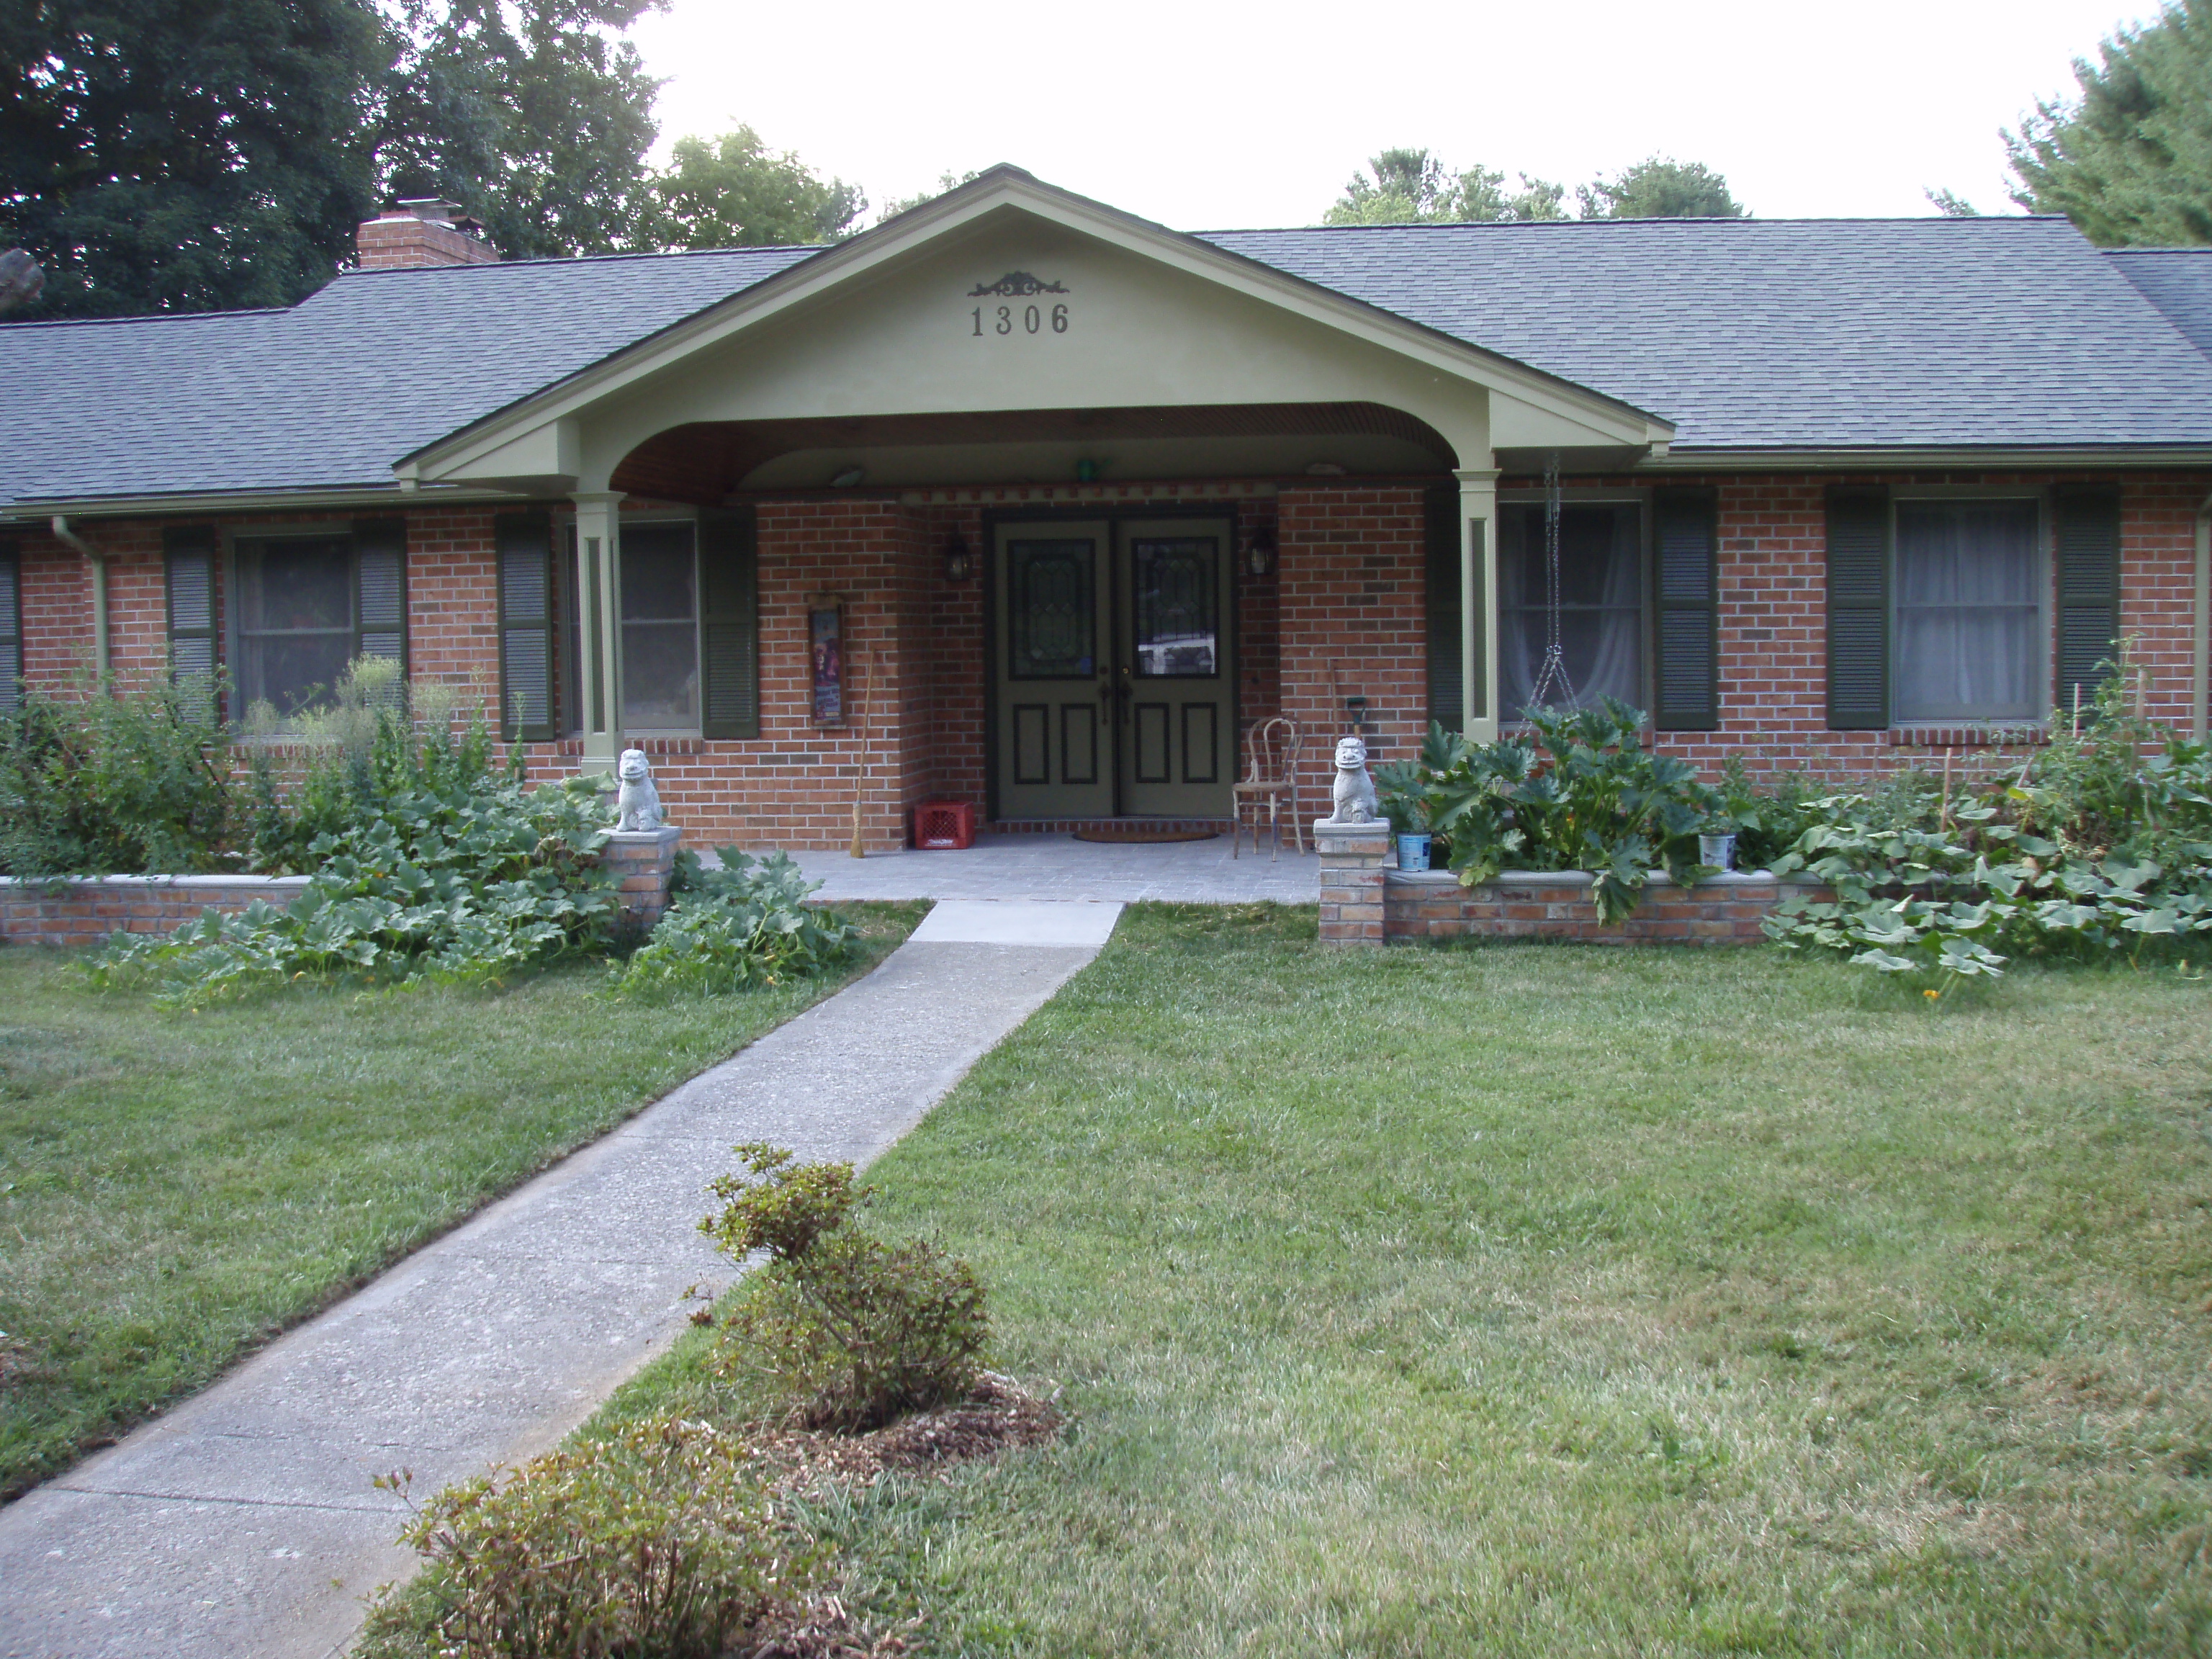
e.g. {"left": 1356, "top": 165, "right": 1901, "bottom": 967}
{"left": 400, "top": 169, "right": 1671, "bottom": 496}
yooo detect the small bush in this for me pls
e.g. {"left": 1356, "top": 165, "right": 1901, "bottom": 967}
{"left": 701, "top": 1144, "right": 988, "bottom": 1431}
{"left": 374, "top": 1415, "right": 817, "bottom": 1659}
{"left": 612, "top": 850, "right": 858, "bottom": 998}
{"left": 0, "top": 676, "right": 239, "bottom": 876}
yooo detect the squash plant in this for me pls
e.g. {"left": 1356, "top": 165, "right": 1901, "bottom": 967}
{"left": 1377, "top": 700, "right": 1719, "bottom": 924}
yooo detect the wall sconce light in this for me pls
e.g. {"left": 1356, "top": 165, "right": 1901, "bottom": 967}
{"left": 1244, "top": 525, "right": 1276, "bottom": 577}
{"left": 943, "top": 533, "right": 974, "bottom": 583}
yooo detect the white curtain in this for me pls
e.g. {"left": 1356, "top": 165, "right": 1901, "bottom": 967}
{"left": 1501, "top": 505, "right": 1643, "bottom": 716}
{"left": 1894, "top": 503, "right": 2039, "bottom": 722}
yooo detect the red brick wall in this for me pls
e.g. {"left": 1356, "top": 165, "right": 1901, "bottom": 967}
{"left": 1278, "top": 485, "right": 1430, "bottom": 814}
{"left": 13, "top": 469, "right": 2209, "bottom": 855}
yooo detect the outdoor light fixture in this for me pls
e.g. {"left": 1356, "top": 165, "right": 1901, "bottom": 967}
{"left": 830, "top": 464, "right": 866, "bottom": 487}
{"left": 943, "top": 533, "right": 974, "bottom": 583}
{"left": 1244, "top": 525, "right": 1276, "bottom": 577}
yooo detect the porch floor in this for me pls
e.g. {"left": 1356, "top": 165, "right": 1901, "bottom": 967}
{"left": 788, "top": 830, "right": 1320, "bottom": 904}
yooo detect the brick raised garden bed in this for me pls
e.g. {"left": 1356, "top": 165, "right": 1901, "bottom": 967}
{"left": 1317, "top": 817, "right": 1826, "bottom": 945}
{"left": 0, "top": 829, "right": 683, "bottom": 950}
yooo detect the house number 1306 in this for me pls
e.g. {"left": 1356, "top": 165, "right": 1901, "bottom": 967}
{"left": 972, "top": 303, "right": 1069, "bottom": 336}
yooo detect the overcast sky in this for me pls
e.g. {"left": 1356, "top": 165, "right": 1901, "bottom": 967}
{"left": 630, "top": 0, "right": 2154, "bottom": 230}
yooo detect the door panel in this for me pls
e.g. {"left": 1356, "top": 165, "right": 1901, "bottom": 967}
{"left": 994, "top": 523, "right": 1112, "bottom": 818}
{"left": 1118, "top": 519, "right": 1235, "bottom": 817}
{"left": 991, "top": 516, "right": 1236, "bottom": 821}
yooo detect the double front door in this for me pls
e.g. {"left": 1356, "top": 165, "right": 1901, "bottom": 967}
{"left": 993, "top": 518, "right": 1235, "bottom": 820}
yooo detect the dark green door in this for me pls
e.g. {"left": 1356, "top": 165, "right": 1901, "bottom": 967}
{"left": 994, "top": 522, "right": 1112, "bottom": 819}
{"left": 992, "top": 516, "right": 1236, "bottom": 821}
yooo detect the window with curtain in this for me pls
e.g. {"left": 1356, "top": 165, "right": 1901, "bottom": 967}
{"left": 1894, "top": 500, "right": 2041, "bottom": 723}
{"left": 620, "top": 521, "right": 698, "bottom": 729}
{"left": 1499, "top": 503, "right": 1642, "bottom": 716}
{"left": 235, "top": 535, "right": 356, "bottom": 716}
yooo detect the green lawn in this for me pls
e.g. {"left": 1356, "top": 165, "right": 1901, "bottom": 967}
{"left": 0, "top": 902, "right": 924, "bottom": 1500}
{"left": 567, "top": 904, "right": 2212, "bottom": 1657}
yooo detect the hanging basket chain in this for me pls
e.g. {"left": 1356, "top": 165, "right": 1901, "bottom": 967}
{"left": 1525, "top": 450, "right": 1577, "bottom": 714}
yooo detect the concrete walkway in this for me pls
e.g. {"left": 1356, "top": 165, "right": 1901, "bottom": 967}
{"left": 793, "top": 830, "right": 1319, "bottom": 904}
{"left": 0, "top": 902, "right": 1120, "bottom": 1659}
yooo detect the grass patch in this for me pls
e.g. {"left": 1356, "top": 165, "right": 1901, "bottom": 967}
{"left": 0, "top": 901, "right": 924, "bottom": 1500}
{"left": 547, "top": 903, "right": 2212, "bottom": 1656}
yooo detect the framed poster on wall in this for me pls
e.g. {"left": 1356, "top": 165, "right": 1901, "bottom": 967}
{"left": 809, "top": 596, "right": 845, "bottom": 724}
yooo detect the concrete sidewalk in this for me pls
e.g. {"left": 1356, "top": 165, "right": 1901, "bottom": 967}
{"left": 792, "top": 830, "right": 1319, "bottom": 904}
{"left": 0, "top": 902, "right": 1119, "bottom": 1659}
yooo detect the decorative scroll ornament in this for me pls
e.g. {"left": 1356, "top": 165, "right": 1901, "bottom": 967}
{"left": 968, "top": 271, "right": 1069, "bottom": 297}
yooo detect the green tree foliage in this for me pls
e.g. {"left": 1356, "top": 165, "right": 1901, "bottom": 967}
{"left": 1925, "top": 187, "right": 1982, "bottom": 217}
{"left": 379, "top": 0, "right": 666, "bottom": 261}
{"left": 1, "top": 0, "right": 667, "bottom": 315}
{"left": 1576, "top": 156, "right": 1747, "bottom": 220}
{"left": 643, "top": 127, "right": 866, "bottom": 250}
{"left": 1323, "top": 148, "right": 1565, "bottom": 225}
{"left": 879, "top": 169, "right": 982, "bottom": 221}
{"left": 0, "top": 0, "right": 391, "bottom": 317}
{"left": 2005, "top": 0, "right": 2212, "bottom": 245}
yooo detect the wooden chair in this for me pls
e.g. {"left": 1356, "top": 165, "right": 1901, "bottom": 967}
{"left": 1232, "top": 715, "right": 1304, "bottom": 859}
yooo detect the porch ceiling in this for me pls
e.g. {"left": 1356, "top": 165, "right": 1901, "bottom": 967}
{"left": 611, "top": 400, "right": 1459, "bottom": 502}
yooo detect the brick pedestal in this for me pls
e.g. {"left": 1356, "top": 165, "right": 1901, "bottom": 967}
{"left": 1316, "top": 817, "right": 1392, "bottom": 944}
{"left": 603, "top": 827, "right": 683, "bottom": 938}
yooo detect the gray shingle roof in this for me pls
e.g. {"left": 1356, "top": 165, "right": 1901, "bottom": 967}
{"left": 1202, "top": 216, "right": 2212, "bottom": 451}
{"left": 2106, "top": 248, "right": 2212, "bottom": 361}
{"left": 0, "top": 246, "right": 808, "bottom": 508}
{"left": 9, "top": 212, "right": 2212, "bottom": 512}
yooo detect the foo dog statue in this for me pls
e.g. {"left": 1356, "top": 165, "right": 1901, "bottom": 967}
{"left": 615, "top": 747, "right": 665, "bottom": 832}
{"left": 1330, "top": 734, "right": 1380, "bottom": 824}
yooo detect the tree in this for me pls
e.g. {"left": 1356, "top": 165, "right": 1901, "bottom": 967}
{"left": 880, "top": 170, "right": 982, "bottom": 221}
{"left": 1576, "top": 156, "right": 1747, "bottom": 220}
{"left": 1323, "top": 148, "right": 1566, "bottom": 225}
{"left": 0, "top": 0, "right": 391, "bottom": 317}
{"left": 644, "top": 127, "right": 866, "bottom": 249}
{"left": 378, "top": 0, "right": 666, "bottom": 260}
{"left": 2005, "top": 0, "right": 2212, "bottom": 245}
{"left": 1925, "top": 187, "right": 1981, "bottom": 217}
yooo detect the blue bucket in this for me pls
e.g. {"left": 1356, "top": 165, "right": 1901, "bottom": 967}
{"left": 1397, "top": 832, "right": 1432, "bottom": 873}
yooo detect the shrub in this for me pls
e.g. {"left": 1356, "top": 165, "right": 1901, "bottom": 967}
{"left": 84, "top": 775, "right": 614, "bottom": 1005}
{"left": 612, "top": 849, "right": 858, "bottom": 998}
{"left": 0, "top": 676, "right": 240, "bottom": 876}
{"left": 1377, "top": 699, "right": 1719, "bottom": 922}
{"left": 701, "top": 1144, "right": 988, "bottom": 1431}
{"left": 1765, "top": 654, "right": 2212, "bottom": 993}
{"left": 374, "top": 1415, "right": 818, "bottom": 1659}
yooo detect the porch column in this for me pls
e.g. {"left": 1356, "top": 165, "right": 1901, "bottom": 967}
{"left": 1456, "top": 466, "right": 1500, "bottom": 744}
{"left": 570, "top": 490, "right": 625, "bottom": 769}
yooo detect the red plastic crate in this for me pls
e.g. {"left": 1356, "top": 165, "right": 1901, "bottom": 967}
{"left": 913, "top": 799, "right": 976, "bottom": 850}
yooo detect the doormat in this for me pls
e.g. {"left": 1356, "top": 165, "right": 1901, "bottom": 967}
{"left": 1072, "top": 826, "right": 1220, "bottom": 845}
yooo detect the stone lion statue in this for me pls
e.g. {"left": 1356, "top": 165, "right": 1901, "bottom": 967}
{"left": 1331, "top": 734, "right": 1380, "bottom": 824}
{"left": 615, "top": 747, "right": 664, "bottom": 832}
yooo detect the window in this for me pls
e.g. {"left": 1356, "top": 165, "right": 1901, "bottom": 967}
{"left": 228, "top": 524, "right": 405, "bottom": 718}
{"left": 1892, "top": 500, "right": 2041, "bottom": 724}
{"left": 1498, "top": 502, "right": 1642, "bottom": 716}
{"left": 619, "top": 522, "right": 698, "bottom": 730}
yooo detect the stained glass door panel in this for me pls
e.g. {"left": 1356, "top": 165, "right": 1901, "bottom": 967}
{"left": 993, "top": 523, "right": 1112, "bottom": 819}
{"left": 1118, "top": 520, "right": 1234, "bottom": 819}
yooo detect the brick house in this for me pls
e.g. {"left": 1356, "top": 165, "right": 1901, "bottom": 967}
{"left": 6, "top": 168, "right": 2212, "bottom": 851}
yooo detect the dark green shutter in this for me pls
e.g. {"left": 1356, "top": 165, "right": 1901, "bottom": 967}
{"left": 163, "top": 524, "right": 219, "bottom": 719}
{"left": 0, "top": 539, "right": 19, "bottom": 714}
{"left": 352, "top": 518, "right": 407, "bottom": 673}
{"left": 1825, "top": 487, "right": 1891, "bottom": 730}
{"left": 1423, "top": 484, "right": 1462, "bottom": 731}
{"left": 496, "top": 513, "right": 556, "bottom": 741}
{"left": 2054, "top": 485, "right": 2122, "bottom": 716}
{"left": 1652, "top": 488, "right": 1719, "bottom": 730}
{"left": 698, "top": 507, "right": 759, "bottom": 740}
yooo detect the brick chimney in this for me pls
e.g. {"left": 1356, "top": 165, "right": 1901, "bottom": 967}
{"left": 356, "top": 199, "right": 498, "bottom": 270}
